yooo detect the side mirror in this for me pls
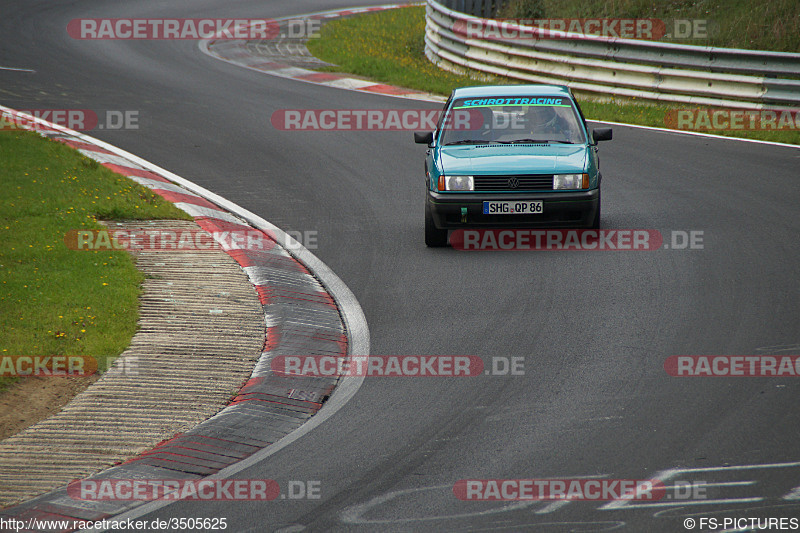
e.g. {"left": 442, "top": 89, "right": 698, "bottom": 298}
{"left": 592, "top": 128, "right": 613, "bottom": 143}
{"left": 414, "top": 131, "right": 434, "bottom": 145}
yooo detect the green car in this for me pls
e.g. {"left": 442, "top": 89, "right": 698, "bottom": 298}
{"left": 415, "top": 84, "right": 612, "bottom": 247}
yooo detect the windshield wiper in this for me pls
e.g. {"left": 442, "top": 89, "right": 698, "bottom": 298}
{"left": 444, "top": 139, "right": 485, "bottom": 145}
{"left": 500, "top": 138, "right": 574, "bottom": 144}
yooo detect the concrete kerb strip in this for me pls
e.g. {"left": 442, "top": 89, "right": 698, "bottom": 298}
{"left": 0, "top": 107, "right": 368, "bottom": 527}
{"left": 202, "top": 3, "right": 800, "bottom": 150}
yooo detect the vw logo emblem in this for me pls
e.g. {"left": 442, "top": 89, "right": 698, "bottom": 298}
{"left": 507, "top": 177, "right": 520, "bottom": 189}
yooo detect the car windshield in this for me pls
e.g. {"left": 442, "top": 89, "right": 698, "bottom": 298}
{"left": 439, "top": 95, "right": 586, "bottom": 146}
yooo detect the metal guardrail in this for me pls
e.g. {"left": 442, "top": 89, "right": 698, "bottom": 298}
{"left": 436, "top": 0, "right": 507, "bottom": 18}
{"left": 424, "top": 0, "right": 800, "bottom": 109}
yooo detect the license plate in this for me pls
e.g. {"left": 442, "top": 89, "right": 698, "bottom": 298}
{"left": 483, "top": 201, "right": 543, "bottom": 215}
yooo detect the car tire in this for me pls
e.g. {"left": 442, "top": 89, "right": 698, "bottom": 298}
{"left": 589, "top": 190, "right": 601, "bottom": 229}
{"left": 425, "top": 202, "right": 448, "bottom": 247}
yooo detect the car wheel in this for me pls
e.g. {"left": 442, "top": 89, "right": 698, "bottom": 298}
{"left": 425, "top": 202, "right": 448, "bottom": 247}
{"left": 589, "top": 190, "right": 601, "bottom": 229}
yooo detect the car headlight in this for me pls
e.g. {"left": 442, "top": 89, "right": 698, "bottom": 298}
{"left": 439, "top": 175, "right": 474, "bottom": 191}
{"left": 553, "top": 173, "right": 589, "bottom": 190}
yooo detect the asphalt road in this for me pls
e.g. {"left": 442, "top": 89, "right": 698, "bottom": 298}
{"left": 2, "top": 1, "right": 800, "bottom": 531}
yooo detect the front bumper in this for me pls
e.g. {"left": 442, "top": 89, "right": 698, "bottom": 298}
{"left": 427, "top": 189, "right": 599, "bottom": 229}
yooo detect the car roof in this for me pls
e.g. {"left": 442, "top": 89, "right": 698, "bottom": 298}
{"left": 451, "top": 85, "right": 572, "bottom": 99}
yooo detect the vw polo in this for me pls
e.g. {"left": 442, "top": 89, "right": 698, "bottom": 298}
{"left": 415, "top": 85, "right": 612, "bottom": 247}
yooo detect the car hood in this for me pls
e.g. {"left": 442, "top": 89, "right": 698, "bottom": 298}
{"left": 438, "top": 144, "right": 588, "bottom": 174}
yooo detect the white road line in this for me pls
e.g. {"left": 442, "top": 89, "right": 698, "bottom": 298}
{"left": 0, "top": 65, "right": 35, "bottom": 72}
{"left": 534, "top": 500, "right": 571, "bottom": 514}
{"left": 586, "top": 119, "right": 800, "bottom": 150}
{"left": 656, "top": 461, "right": 800, "bottom": 475}
{"left": 664, "top": 481, "right": 756, "bottom": 489}
{"left": 602, "top": 497, "right": 765, "bottom": 510}
{"left": 602, "top": 460, "right": 800, "bottom": 511}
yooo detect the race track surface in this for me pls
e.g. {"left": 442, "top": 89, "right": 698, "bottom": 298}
{"left": 2, "top": 1, "right": 799, "bottom": 531}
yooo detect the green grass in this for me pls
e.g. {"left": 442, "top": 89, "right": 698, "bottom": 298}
{"left": 306, "top": 6, "right": 800, "bottom": 145}
{"left": 499, "top": 0, "right": 800, "bottom": 52}
{"left": 0, "top": 127, "right": 192, "bottom": 390}
{"left": 308, "top": 6, "right": 504, "bottom": 95}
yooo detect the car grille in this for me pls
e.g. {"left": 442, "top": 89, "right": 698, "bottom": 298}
{"left": 473, "top": 174, "right": 553, "bottom": 191}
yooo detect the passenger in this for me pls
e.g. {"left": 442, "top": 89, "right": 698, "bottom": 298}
{"left": 474, "top": 106, "right": 496, "bottom": 142}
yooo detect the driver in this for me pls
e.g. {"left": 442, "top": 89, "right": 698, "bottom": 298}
{"left": 524, "top": 105, "right": 558, "bottom": 130}
{"left": 522, "top": 105, "right": 574, "bottom": 141}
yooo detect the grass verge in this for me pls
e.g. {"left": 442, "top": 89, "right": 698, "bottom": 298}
{"left": 0, "top": 125, "right": 191, "bottom": 391}
{"left": 499, "top": 0, "right": 800, "bottom": 52}
{"left": 306, "top": 6, "right": 800, "bottom": 145}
